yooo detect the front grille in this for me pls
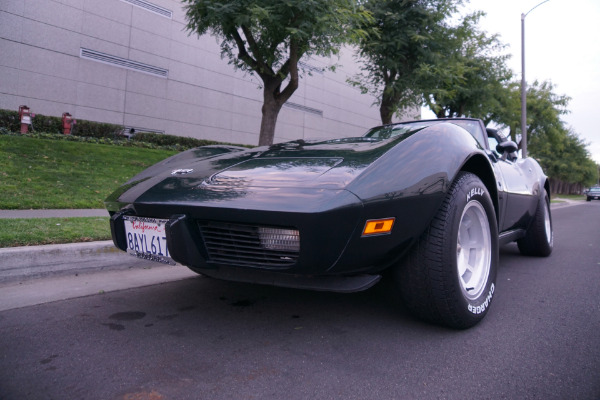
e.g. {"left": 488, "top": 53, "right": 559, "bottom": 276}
{"left": 198, "top": 222, "right": 300, "bottom": 268}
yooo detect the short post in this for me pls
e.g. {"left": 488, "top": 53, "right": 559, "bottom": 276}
{"left": 18, "top": 105, "right": 32, "bottom": 134}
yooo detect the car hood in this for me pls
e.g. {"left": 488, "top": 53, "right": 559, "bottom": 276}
{"left": 204, "top": 137, "right": 408, "bottom": 190}
{"left": 105, "top": 129, "right": 424, "bottom": 212}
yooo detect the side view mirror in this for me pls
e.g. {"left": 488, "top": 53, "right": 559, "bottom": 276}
{"left": 496, "top": 140, "right": 518, "bottom": 155}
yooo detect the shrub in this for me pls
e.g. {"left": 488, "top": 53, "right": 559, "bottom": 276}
{"left": 0, "top": 108, "right": 249, "bottom": 150}
{"left": 0, "top": 109, "right": 21, "bottom": 131}
{"left": 132, "top": 132, "right": 221, "bottom": 148}
{"left": 0, "top": 109, "right": 120, "bottom": 136}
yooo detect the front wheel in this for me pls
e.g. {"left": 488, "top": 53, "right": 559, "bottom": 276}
{"left": 395, "top": 172, "right": 498, "bottom": 329}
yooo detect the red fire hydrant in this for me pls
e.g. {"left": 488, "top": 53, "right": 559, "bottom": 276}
{"left": 18, "top": 105, "right": 32, "bottom": 134}
{"left": 62, "top": 112, "right": 75, "bottom": 135}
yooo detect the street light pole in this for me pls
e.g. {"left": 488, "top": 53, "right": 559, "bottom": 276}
{"left": 521, "top": 0, "right": 550, "bottom": 159}
{"left": 521, "top": 13, "right": 527, "bottom": 158}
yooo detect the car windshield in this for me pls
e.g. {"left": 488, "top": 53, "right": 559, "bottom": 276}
{"left": 589, "top": 188, "right": 600, "bottom": 193}
{"left": 364, "top": 119, "right": 486, "bottom": 148}
{"left": 363, "top": 122, "right": 431, "bottom": 139}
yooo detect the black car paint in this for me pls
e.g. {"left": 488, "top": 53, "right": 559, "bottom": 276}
{"left": 106, "top": 119, "right": 548, "bottom": 290}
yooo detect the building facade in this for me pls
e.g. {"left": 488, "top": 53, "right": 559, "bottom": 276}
{"left": 0, "top": 0, "right": 419, "bottom": 145}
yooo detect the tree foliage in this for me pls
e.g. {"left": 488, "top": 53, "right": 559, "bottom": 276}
{"left": 492, "top": 80, "right": 570, "bottom": 144}
{"left": 352, "top": 2, "right": 512, "bottom": 125}
{"left": 351, "top": 0, "right": 463, "bottom": 124}
{"left": 422, "top": 12, "right": 513, "bottom": 121}
{"left": 183, "top": 0, "right": 370, "bottom": 145}
{"left": 530, "top": 128, "right": 598, "bottom": 193}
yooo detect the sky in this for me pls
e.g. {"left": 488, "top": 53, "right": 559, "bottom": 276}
{"left": 423, "top": 0, "right": 600, "bottom": 164}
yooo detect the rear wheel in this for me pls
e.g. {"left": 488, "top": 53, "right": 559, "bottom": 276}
{"left": 395, "top": 172, "right": 498, "bottom": 329}
{"left": 517, "top": 191, "right": 553, "bottom": 256}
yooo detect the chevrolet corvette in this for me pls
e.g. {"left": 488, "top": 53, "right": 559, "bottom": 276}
{"left": 106, "top": 118, "right": 553, "bottom": 328}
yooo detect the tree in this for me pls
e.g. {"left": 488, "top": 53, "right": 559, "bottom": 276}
{"left": 422, "top": 12, "right": 513, "bottom": 121}
{"left": 351, "top": 0, "right": 463, "bottom": 124}
{"left": 530, "top": 128, "right": 598, "bottom": 194}
{"left": 183, "top": 0, "right": 370, "bottom": 146}
{"left": 492, "top": 80, "right": 570, "bottom": 144}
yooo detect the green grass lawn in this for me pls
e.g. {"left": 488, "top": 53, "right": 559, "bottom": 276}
{"left": 0, "top": 217, "right": 111, "bottom": 247}
{"left": 0, "top": 135, "right": 176, "bottom": 209}
{"left": 0, "top": 134, "right": 177, "bottom": 247}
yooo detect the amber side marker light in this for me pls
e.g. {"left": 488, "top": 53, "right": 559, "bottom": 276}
{"left": 362, "top": 218, "right": 395, "bottom": 237}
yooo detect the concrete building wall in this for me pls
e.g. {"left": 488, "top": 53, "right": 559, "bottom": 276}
{"left": 0, "top": 0, "right": 419, "bottom": 145}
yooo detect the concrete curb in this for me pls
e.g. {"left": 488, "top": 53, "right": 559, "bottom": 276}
{"left": 0, "top": 240, "right": 155, "bottom": 284}
{"left": 550, "top": 198, "right": 585, "bottom": 209}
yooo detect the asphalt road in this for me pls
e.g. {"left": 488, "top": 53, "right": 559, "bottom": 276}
{"left": 1, "top": 202, "right": 599, "bottom": 400}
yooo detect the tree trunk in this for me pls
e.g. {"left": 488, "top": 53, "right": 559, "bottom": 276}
{"left": 258, "top": 95, "right": 283, "bottom": 147}
{"left": 558, "top": 180, "right": 565, "bottom": 194}
{"left": 255, "top": 42, "right": 300, "bottom": 146}
{"left": 380, "top": 100, "right": 393, "bottom": 125}
{"left": 257, "top": 72, "right": 297, "bottom": 146}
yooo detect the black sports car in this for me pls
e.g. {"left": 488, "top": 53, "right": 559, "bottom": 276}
{"left": 106, "top": 118, "right": 553, "bottom": 328}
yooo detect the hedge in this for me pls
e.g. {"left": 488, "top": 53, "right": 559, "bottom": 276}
{"left": 0, "top": 108, "right": 248, "bottom": 150}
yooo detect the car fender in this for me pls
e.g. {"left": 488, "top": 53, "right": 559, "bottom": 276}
{"left": 329, "top": 123, "right": 496, "bottom": 274}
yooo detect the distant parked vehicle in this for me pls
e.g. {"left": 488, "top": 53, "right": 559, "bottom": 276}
{"left": 586, "top": 187, "right": 600, "bottom": 201}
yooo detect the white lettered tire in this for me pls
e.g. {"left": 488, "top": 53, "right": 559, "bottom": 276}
{"left": 396, "top": 172, "right": 498, "bottom": 329}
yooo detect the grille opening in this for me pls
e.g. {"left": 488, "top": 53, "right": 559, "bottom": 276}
{"left": 198, "top": 222, "right": 300, "bottom": 268}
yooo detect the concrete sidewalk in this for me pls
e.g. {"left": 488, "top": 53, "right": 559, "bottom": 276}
{"left": 0, "top": 209, "right": 108, "bottom": 218}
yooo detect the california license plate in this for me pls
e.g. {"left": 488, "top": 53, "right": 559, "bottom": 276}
{"left": 123, "top": 216, "right": 175, "bottom": 265}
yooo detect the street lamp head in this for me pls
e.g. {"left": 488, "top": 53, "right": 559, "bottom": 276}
{"left": 524, "top": 0, "right": 550, "bottom": 18}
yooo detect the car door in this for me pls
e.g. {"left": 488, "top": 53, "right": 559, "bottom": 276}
{"left": 487, "top": 133, "right": 538, "bottom": 232}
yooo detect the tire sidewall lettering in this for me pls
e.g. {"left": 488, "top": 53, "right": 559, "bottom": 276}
{"left": 466, "top": 187, "right": 485, "bottom": 203}
{"left": 467, "top": 283, "right": 495, "bottom": 315}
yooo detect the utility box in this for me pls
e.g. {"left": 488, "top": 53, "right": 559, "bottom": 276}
{"left": 62, "top": 112, "right": 76, "bottom": 135}
{"left": 18, "top": 105, "right": 32, "bottom": 134}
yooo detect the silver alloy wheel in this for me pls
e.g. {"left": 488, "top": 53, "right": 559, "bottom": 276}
{"left": 457, "top": 200, "right": 492, "bottom": 300}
